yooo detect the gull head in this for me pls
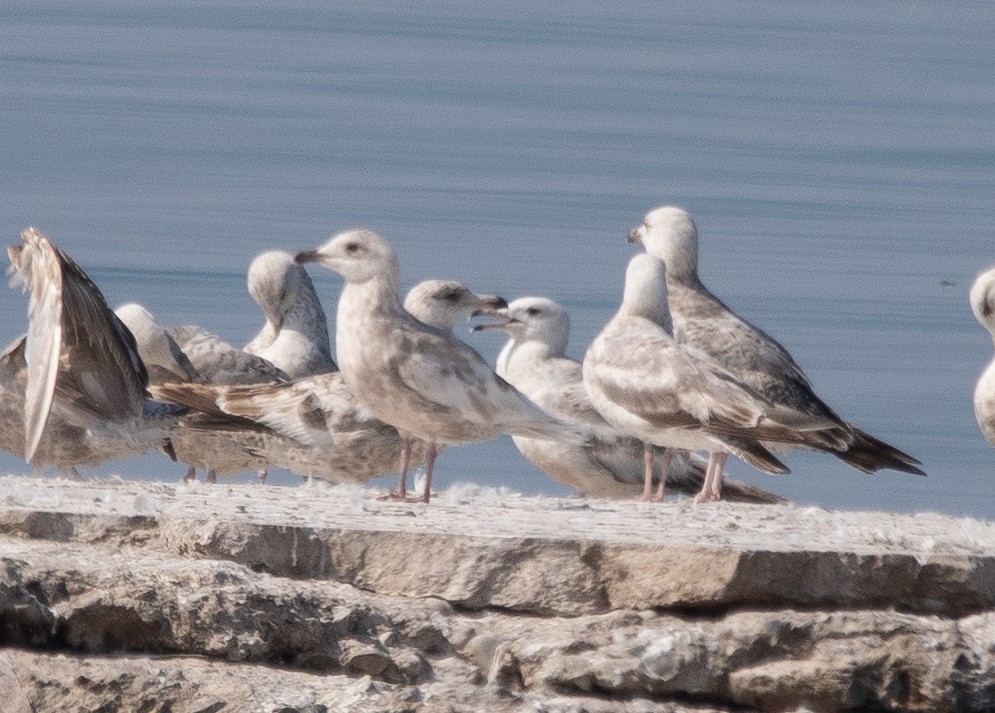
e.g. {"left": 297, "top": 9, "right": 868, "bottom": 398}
{"left": 296, "top": 229, "right": 398, "bottom": 285}
{"left": 404, "top": 279, "right": 508, "bottom": 332}
{"left": 620, "top": 253, "right": 673, "bottom": 332}
{"left": 628, "top": 205, "right": 699, "bottom": 279}
{"left": 474, "top": 296, "right": 570, "bottom": 355}
{"left": 970, "top": 266, "right": 995, "bottom": 334}
{"left": 247, "top": 250, "right": 309, "bottom": 325}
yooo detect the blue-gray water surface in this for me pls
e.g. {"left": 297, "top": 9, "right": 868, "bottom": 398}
{"left": 2, "top": 2, "right": 993, "bottom": 517}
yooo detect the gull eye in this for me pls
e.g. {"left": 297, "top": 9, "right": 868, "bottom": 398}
{"left": 344, "top": 242, "right": 360, "bottom": 254}
{"left": 525, "top": 307, "right": 541, "bottom": 317}
{"left": 443, "top": 289, "right": 461, "bottom": 303}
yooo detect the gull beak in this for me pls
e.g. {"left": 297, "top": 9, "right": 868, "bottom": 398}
{"left": 471, "top": 304, "right": 515, "bottom": 333}
{"left": 471, "top": 294, "right": 509, "bottom": 318}
{"left": 294, "top": 249, "right": 321, "bottom": 264}
{"left": 627, "top": 226, "right": 644, "bottom": 244}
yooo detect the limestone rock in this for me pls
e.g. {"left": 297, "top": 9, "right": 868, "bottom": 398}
{"left": 2, "top": 475, "right": 995, "bottom": 712}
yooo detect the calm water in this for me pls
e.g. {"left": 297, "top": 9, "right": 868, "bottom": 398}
{"left": 2, "top": 2, "right": 993, "bottom": 517}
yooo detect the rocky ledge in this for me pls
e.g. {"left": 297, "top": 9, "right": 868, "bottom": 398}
{"left": 1, "top": 475, "right": 994, "bottom": 713}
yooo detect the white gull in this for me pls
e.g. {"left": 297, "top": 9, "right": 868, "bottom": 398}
{"left": 150, "top": 279, "right": 506, "bottom": 493}
{"left": 242, "top": 250, "right": 338, "bottom": 378}
{"left": 628, "top": 205, "right": 925, "bottom": 482}
{"left": 295, "top": 229, "right": 588, "bottom": 503}
{"left": 474, "top": 296, "right": 786, "bottom": 503}
{"left": 4, "top": 227, "right": 182, "bottom": 476}
{"left": 970, "top": 267, "right": 995, "bottom": 447}
{"left": 582, "top": 253, "right": 842, "bottom": 501}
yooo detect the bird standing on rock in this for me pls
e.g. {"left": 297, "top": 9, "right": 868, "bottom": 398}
{"left": 627, "top": 205, "right": 925, "bottom": 498}
{"left": 475, "top": 295, "right": 786, "bottom": 504}
{"left": 583, "top": 253, "right": 818, "bottom": 501}
{"left": 295, "top": 229, "right": 588, "bottom": 503}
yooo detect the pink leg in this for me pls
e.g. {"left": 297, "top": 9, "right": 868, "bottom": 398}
{"left": 421, "top": 443, "right": 437, "bottom": 504}
{"left": 257, "top": 469, "right": 268, "bottom": 484}
{"left": 697, "top": 453, "right": 719, "bottom": 502}
{"left": 397, "top": 440, "right": 412, "bottom": 498}
{"left": 642, "top": 444, "right": 655, "bottom": 500}
{"left": 183, "top": 466, "right": 197, "bottom": 483}
{"left": 207, "top": 468, "right": 218, "bottom": 484}
{"left": 696, "top": 452, "right": 728, "bottom": 503}
{"left": 653, "top": 448, "right": 673, "bottom": 501}
{"left": 710, "top": 452, "right": 727, "bottom": 500}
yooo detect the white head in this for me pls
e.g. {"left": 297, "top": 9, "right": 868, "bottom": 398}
{"left": 627, "top": 205, "right": 699, "bottom": 280}
{"left": 970, "top": 266, "right": 995, "bottom": 337}
{"left": 247, "top": 251, "right": 310, "bottom": 325}
{"left": 619, "top": 254, "right": 673, "bottom": 332}
{"left": 295, "top": 229, "right": 400, "bottom": 289}
{"left": 404, "top": 279, "right": 508, "bottom": 332}
{"left": 474, "top": 297, "right": 570, "bottom": 357}
{"left": 114, "top": 303, "right": 198, "bottom": 381}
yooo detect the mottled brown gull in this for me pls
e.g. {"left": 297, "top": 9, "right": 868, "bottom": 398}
{"left": 970, "top": 267, "right": 995, "bottom": 447}
{"left": 629, "top": 205, "right": 925, "bottom": 480}
{"left": 242, "top": 250, "right": 338, "bottom": 378}
{"left": 474, "top": 296, "right": 786, "bottom": 504}
{"left": 150, "top": 280, "right": 505, "bottom": 492}
{"left": 296, "top": 229, "right": 589, "bottom": 503}
{"left": 4, "top": 227, "right": 182, "bottom": 476}
{"left": 583, "top": 253, "right": 848, "bottom": 501}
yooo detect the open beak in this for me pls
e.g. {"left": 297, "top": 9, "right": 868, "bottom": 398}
{"left": 471, "top": 294, "right": 508, "bottom": 318}
{"left": 627, "top": 226, "right": 644, "bottom": 244}
{"left": 471, "top": 309, "right": 518, "bottom": 333}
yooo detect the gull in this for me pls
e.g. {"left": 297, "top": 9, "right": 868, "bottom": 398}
{"left": 295, "top": 229, "right": 588, "bottom": 503}
{"left": 242, "top": 250, "right": 338, "bottom": 378}
{"left": 151, "top": 373, "right": 422, "bottom": 486}
{"left": 474, "top": 296, "right": 786, "bottom": 503}
{"left": 115, "top": 303, "right": 289, "bottom": 387}
{"left": 115, "top": 302, "right": 287, "bottom": 482}
{"left": 582, "top": 253, "right": 849, "bottom": 501}
{"left": 117, "top": 250, "right": 340, "bottom": 483}
{"left": 3, "top": 228, "right": 182, "bottom": 476}
{"left": 970, "top": 267, "right": 995, "bottom": 447}
{"left": 628, "top": 205, "right": 925, "bottom": 483}
{"left": 403, "top": 279, "right": 507, "bottom": 333}
{"left": 150, "top": 279, "right": 506, "bottom": 493}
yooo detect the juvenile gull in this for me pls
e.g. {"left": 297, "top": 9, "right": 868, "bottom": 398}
{"left": 4, "top": 228, "right": 182, "bottom": 476}
{"left": 151, "top": 374, "right": 425, "bottom": 486}
{"left": 582, "top": 253, "right": 849, "bottom": 501}
{"left": 629, "top": 205, "right": 925, "bottom": 480}
{"left": 296, "top": 229, "right": 588, "bottom": 503}
{"left": 970, "top": 267, "right": 995, "bottom": 447}
{"left": 475, "top": 296, "right": 786, "bottom": 503}
{"left": 115, "top": 302, "right": 287, "bottom": 482}
{"left": 242, "top": 250, "right": 338, "bottom": 378}
{"left": 403, "top": 279, "right": 507, "bottom": 332}
{"left": 150, "top": 280, "right": 505, "bottom": 492}
{"left": 115, "top": 304, "right": 289, "bottom": 387}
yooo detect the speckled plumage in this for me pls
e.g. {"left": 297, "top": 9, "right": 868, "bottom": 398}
{"left": 629, "top": 204, "right": 925, "bottom": 478}
{"left": 4, "top": 228, "right": 182, "bottom": 475}
{"left": 243, "top": 250, "right": 337, "bottom": 378}
{"left": 479, "top": 296, "right": 786, "bottom": 504}
{"left": 583, "top": 254, "right": 794, "bottom": 502}
{"left": 296, "top": 230, "right": 586, "bottom": 502}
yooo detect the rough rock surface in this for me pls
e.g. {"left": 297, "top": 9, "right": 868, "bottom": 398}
{"left": 1, "top": 475, "right": 994, "bottom": 712}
